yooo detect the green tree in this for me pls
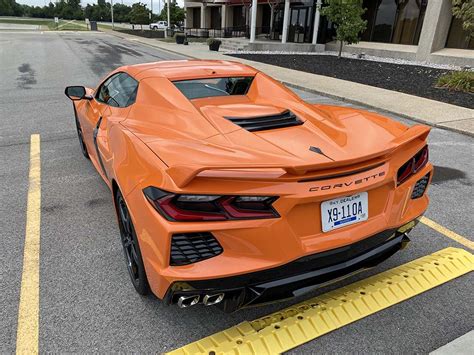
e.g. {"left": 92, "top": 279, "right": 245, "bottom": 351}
{"left": 158, "top": 0, "right": 185, "bottom": 25}
{"left": 56, "top": 0, "right": 82, "bottom": 20}
{"left": 320, "top": 0, "right": 367, "bottom": 58}
{"left": 113, "top": 3, "right": 132, "bottom": 23}
{"left": 84, "top": 0, "right": 110, "bottom": 21}
{"left": 0, "top": 0, "right": 23, "bottom": 16}
{"left": 129, "top": 2, "right": 150, "bottom": 30}
{"left": 452, "top": 0, "right": 474, "bottom": 37}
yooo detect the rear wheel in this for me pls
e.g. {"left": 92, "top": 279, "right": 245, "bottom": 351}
{"left": 115, "top": 190, "right": 150, "bottom": 295}
{"left": 75, "top": 117, "right": 89, "bottom": 159}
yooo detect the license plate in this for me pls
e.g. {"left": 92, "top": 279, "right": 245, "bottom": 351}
{"left": 321, "top": 192, "right": 368, "bottom": 232}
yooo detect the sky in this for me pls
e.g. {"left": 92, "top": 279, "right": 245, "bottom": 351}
{"left": 16, "top": 0, "right": 184, "bottom": 12}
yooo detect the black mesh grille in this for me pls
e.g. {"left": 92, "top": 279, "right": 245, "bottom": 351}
{"left": 411, "top": 173, "right": 430, "bottom": 199}
{"left": 224, "top": 110, "right": 303, "bottom": 132}
{"left": 170, "top": 233, "right": 223, "bottom": 266}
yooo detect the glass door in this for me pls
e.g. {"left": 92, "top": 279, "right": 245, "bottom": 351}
{"left": 288, "top": 7, "right": 312, "bottom": 43}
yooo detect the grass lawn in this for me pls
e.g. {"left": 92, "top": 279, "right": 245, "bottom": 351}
{"left": 0, "top": 18, "right": 87, "bottom": 31}
{"left": 57, "top": 20, "right": 87, "bottom": 31}
{"left": 98, "top": 23, "right": 113, "bottom": 30}
{"left": 0, "top": 18, "right": 51, "bottom": 27}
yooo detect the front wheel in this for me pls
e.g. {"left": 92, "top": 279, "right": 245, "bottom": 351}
{"left": 115, "top": 190, "right": 150, "bottom": 295}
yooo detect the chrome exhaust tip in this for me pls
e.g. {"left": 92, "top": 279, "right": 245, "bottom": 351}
{"left": 203, "top": 293, "right": 225, "bottom": 306}
{"left": 177, "top": 295, "right": 200, "bottom": 308}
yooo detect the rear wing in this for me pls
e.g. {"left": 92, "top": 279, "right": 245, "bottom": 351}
{"left": 166, "top": 125, "right": 430, "bottom": 188}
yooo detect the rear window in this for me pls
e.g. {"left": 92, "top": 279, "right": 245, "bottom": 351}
{"left": 173, "top": 77, "right": 253, "bottom": 100}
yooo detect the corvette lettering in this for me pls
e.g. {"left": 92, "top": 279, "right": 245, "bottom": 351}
{"left": 309, "top": 171, "right": 386, "bottom": 191}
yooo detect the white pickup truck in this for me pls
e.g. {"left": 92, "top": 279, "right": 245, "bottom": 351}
{"left": 149, "top": 21, "right": 168, "bottom": 30}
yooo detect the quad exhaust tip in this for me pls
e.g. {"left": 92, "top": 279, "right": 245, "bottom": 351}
{"left": 177, "top": 293, "right": 225, "bottom": 308}
{"left": 203, "top": 293, "right": 225, "bottom": 306}
{"left": 177, "top": 295, "right": 200, "bottom": 308}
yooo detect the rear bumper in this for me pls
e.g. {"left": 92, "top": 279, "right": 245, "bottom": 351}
{"left": 164, "top": 220, "right": 418, "bottom": 312}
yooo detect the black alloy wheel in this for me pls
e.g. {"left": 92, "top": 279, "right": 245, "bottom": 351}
{"left": 75, "top": 117, "right": 89, "bottom": 159}
{"left": 115, "top": 190, "right": 150, "bottom": 295}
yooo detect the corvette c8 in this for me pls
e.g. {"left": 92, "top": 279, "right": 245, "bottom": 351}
{"left": 65, "top": 60, "right": 432, "bottom": 312}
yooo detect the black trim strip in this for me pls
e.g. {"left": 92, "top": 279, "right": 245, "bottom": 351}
{"left": 93, "top": 116, "right": 108, "bottom": 179}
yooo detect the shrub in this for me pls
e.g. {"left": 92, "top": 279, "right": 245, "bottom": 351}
{"left": 452, "top": 0, "right": 474, "bottom": 37}
{"left": 436, "top": 70, "right": 474, "bottom": 93}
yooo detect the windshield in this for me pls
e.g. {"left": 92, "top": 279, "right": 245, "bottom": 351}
{"left": 173, "top": 77, "right": 254, "bottom": 100}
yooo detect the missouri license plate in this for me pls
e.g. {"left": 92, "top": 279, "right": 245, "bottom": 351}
{"left": 321, "top": 192, "right": 368, "bottom": 232}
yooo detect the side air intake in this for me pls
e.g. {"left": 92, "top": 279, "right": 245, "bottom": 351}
{"left": 170, "top": 232, "right": 223, "bottom": 266}
{"left": 224, "top": 110, "right": 303, "bottom": 132}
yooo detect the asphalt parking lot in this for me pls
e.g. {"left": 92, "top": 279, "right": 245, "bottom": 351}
{"left": 0, "top": 31, "right": 472, "bottom": 353}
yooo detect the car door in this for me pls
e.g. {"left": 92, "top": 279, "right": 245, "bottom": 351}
{"left": 80, "top": 73, "right": 120, "bottom": 157}
{"left": 93, "top": 73, "right": 139, "bottom": 180}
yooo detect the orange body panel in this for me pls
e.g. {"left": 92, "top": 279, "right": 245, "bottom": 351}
{"left": 71, "top": 60, "right": 432, "bottom": 306}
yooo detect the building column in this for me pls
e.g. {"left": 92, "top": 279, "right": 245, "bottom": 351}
{"left": 221, "top": 5, "right": 227, "bottom": 29}
{"left": 184, "top": 6, "right": 188, "bottom": 28}
{"left": 201, "top": 3, "right": 206, "bottom": 28}
{"left": 281, "top": 0, "right": 290, "bottom": 44}
{"left": 311, "top": 0, "right": 322, "bottom": 45}
{"left": 250, "top": 0, "right": 258, "bottom": 43}
{"left": 416, "top": 0, "right": 452, "bottom": 61}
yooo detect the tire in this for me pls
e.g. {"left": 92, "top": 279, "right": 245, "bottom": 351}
{"left": 74, "top": 111, "right": 89, "bottom": 159}
{"left": 115, "top": 189, "right": 150, "bottom": 295}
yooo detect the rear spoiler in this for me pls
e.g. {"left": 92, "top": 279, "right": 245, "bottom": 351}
{"left": 167, "top": 125, "right": 430, "bottom": 188}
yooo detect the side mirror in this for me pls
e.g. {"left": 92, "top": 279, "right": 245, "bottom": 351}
{"left": 65, "top": 86, "right": 90, "bottom": 101}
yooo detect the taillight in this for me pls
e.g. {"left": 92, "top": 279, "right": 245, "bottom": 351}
{"left": 397, "top": 145, "right": 429, "bottom": 185}
{"left": 413, "top": 145, "right": 429, "bottom": 172}
{"left": 143, "top": 187, "right": 279, "bottom": 222}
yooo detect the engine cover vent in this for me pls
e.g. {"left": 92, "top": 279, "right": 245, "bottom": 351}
{"left": 224, "top": 110, "right": 303, "bottom": 132}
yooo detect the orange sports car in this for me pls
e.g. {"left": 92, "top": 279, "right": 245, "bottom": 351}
{"left": 65, "top": 60, "right": 432, "bottom": 312}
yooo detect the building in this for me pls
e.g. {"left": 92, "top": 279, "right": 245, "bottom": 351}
{"left": 183, "top": 0, "right": 474, "bottom": 66}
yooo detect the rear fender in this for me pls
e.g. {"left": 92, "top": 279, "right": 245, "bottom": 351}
{"left": 109, "top": 126, "right": 168, "bottom": 198}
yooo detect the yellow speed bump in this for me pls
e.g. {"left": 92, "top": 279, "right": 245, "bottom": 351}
{"left": 168, "top": 247, "right": 473, "bottom": 355}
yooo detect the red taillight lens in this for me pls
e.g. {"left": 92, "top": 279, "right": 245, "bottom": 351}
{"left": 397, "top": 145, "right": 429, "bottom": 185}
{"left": 158, "top": 195, "right": 226, "bottom": 221}
{"left": 397, "top": 159, "right": 414, "bottom": 185}
{"left": 143, "top": 187, "right": 279, "bottom": 222}
{"left": 220, "top": 196, "right": 278, "bottom": 219}
{"left": 413, "top": 145, "right": 429, "bottom": 172}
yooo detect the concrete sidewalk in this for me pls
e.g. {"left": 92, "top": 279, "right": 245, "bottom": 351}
{"left": 107, "top": 30, "right": 473, "bottom": 136}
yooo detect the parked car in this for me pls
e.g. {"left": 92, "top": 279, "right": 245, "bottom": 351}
{"left": 64, "top": 60, "right": 432, "bottom": 313}
{"left": 149, "top": 21, "right": 168, "bottom": 30}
